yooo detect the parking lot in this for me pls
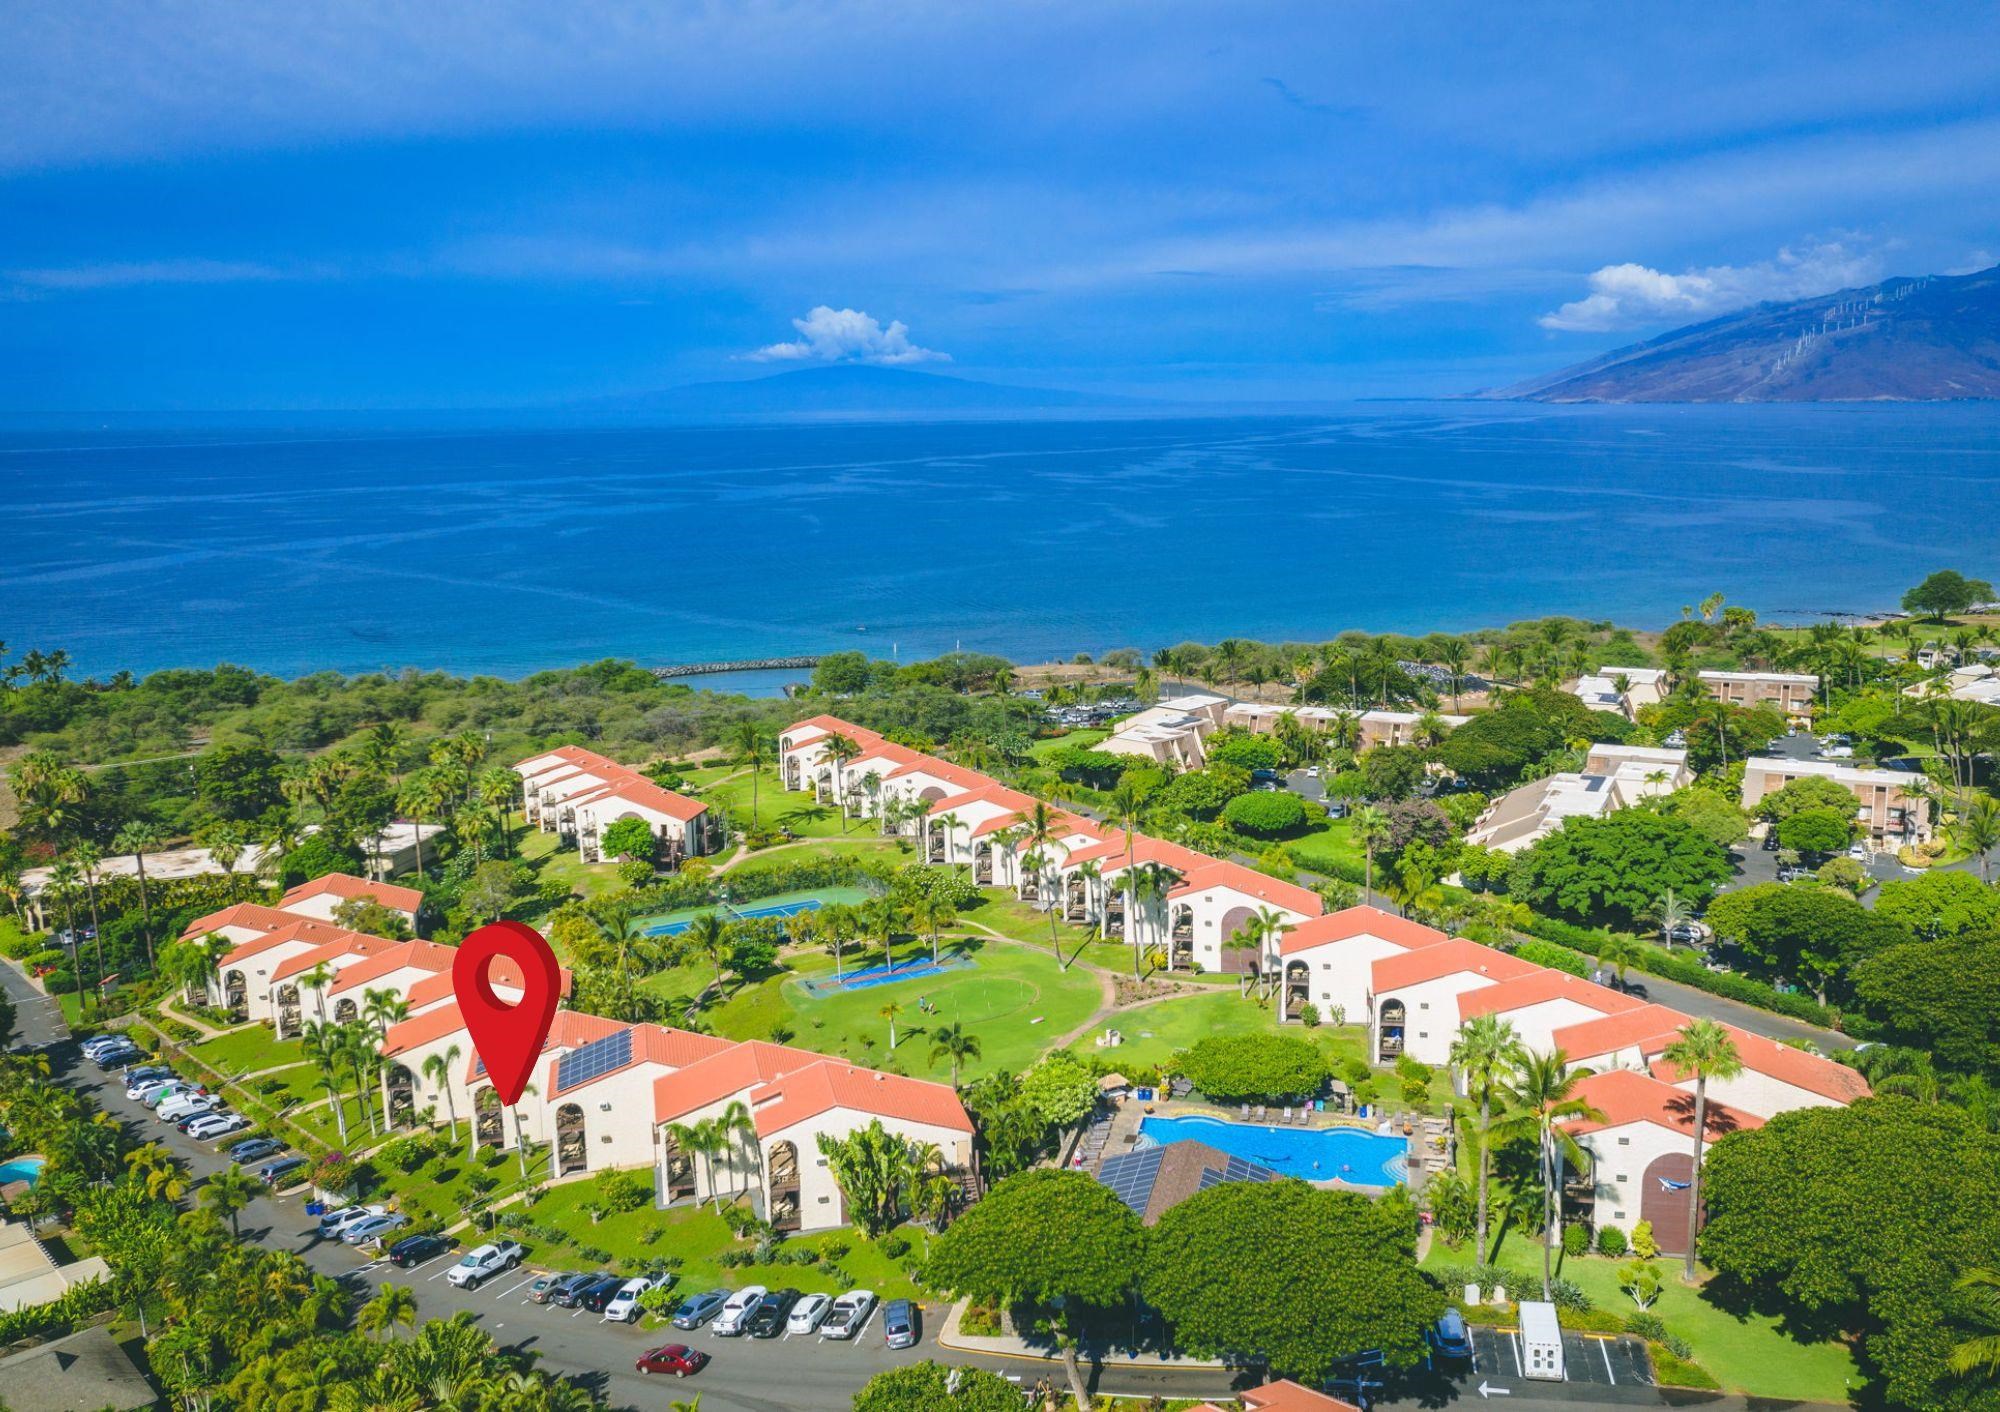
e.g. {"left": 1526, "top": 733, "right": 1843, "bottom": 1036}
{"left": 1465, "top": 1324, "right": 1655, "bottom": 1389}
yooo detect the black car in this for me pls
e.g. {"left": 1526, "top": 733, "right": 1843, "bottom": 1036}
{"left": 92, "top": 1045, "right": 144, "bottom": 1069}
{"left": 745, "top": 1288, "right": 802, "bottom": 1339}
{"left": 1762, "top": 832, "right": 1781, "bottom": 851}
{"left": 387, "top": 1232, "right": 453, "bottom": 1269}
{"left": 581, "top": 1275, "right": 630, "bottom": 1314}
{"left": 558, "top": 1274, "right": 618, "bottom": 1310}
{"left": 227, "top": 1137, "right": 286, "bottom": 1164}
{"left": 548, "top": 1272, "right": 603, "bottom": 1308}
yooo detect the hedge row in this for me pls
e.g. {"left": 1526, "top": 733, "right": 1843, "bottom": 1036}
{"left": 1518, "top": 915, "right": 1843, "bottom": 1029}
{"left": 0, "top": 1277, "right": 117, "bottom": 1344}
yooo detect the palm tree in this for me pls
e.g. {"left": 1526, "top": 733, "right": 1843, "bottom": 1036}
{"left": 359, "top": 1283, "right": 419, "bottom": 1341}
{"left": 915, "top": 894, "right": 956, "bottom": 966}
{"left": 1957, "top": 795, "right": 2000, "bottom": 883}
{"left": 682, "top": 912, "right": 731, "bottom": 1003}
{"left": 1438, "top": 637, "right": 1471, "bottom": 712}
{"left": 422, "top": 1044, "right": 463, "bottom": 1141}
{"left": 1108, "top": 776, "right": 1144, "bottom": 961}
{"left": 930, "top": 1022, "right": 981, "bottom": 1087}
{"left": 729, "top": 720, "right": 770, "bottom": 826}
{"left": 199, "top": 1167, "right": 262, "bottom": 1236}
{"left": 112, "top": 821, "right": 162, "bottom": 970}
{"left": 1662, "top": 1019, "right": 1743, "bottom": 1282}
{"left": 363, "top": 986, "right": 408, "bottom": 1038}
{"left": 477, "top": 766, "right": 519, "bottom": 858}
{"left": 69, "top": 842, "right": 110, "bottom": 1001}
{"left": 1352, "top": 804, "right": 1390, "bottom": 899}
{"left": 880, "top": 1000, "right": 903, "bottom": 1050}
{"left": 931, "top": 811, "right": 963, "bottom": 870}
{"left": 1597, "top": 933, "right": 1643, "bottom": 990}
{"left": 45, "top": 862, "right": 88, "bottom": 1017}
{"left": 301, "top": 962, "right": 336, "bottom": 1024}
{"left": 822, "top": 733, "right": 862, "bottom": 829}
{"left": 1449, "top": 1014, "right": 1525, "bottom": 1261}
{"left": 1020, "top": 802, "right": 1064, "bottom": 957}
{"left": 510, "top": 1081, "right": 541, "bottom": 1180}
{"left": 666, "top": 1117, "right": 732, "bottom": 1212}
{"left": 1132, "top": 861, "right": 1181, "bottom": 972}
{"left": 1948, "top": 1269, "right": 2000, "bottom": 1379}
{"left": 1493, "top": 1048, "right": 1605, "bottom": 1299}
{"left": 125, "top": 1142, "right": 187, "bottom": 1202}
{"left": 341, "top": 1024, "right": 383, "bottom": 1137}
{"left": 1646, "top": 888, "right": 1694, "bottom": 948}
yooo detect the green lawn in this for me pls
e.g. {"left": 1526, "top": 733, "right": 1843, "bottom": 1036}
{"left": 378, "top": 1143, "right": 544, "bottom": 1232}
{"left": 517, "top": 1183, "right": 928, "bottom": 1299}
{"left": 961, "top": 888, "right": 1104, "bottom": 960}
{"left": 700, "top": 766, "right": 860, "bottom": 837}
{"left": 1064, "top": 989, "right": 1370, "bottom": 1078}
{"left": 191, "top": 1023, "right": 304, "bottom": 1076}
{"left": 727, "top": 837, "right": 905, "bottom": 873}
{"left": 646, "top": 932, "right": 1103, "bottom": 1085}
{"left": 1028, "top": 728, "right": 1109, "bottom": 758}
{"left": 1424, "top": 1235, "right": 1860, "bottom": 1401}
{"left": 1288, "top": 816, "right": 1364, "bottom": 877}
{"left": 517, "top": 827, "right": 624, "bottom": 902}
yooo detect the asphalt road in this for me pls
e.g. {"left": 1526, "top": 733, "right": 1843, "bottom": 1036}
{"left": 0, "top": 950, "right": 70, "bottom": 1051}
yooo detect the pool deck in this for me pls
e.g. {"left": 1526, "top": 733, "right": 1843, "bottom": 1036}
{"left": 1072, "top": 1095, "right": 1453, "bottom": 1192}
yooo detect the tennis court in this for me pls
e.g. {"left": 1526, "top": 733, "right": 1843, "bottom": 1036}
{"left": 797, "top": 952, "right": 976, "bottom": 998}
{"left": 637, "top": 886, "right": 873, "bottom": 937}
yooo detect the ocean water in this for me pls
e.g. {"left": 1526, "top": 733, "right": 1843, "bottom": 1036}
{"left": 5, "top": 403, "right": 1999, "bottom": 681}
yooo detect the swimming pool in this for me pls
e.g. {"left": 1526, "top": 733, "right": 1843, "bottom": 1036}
{"left": 1138, "top": 1115, "right": 1408, "bottom": 1187}
{"left": 0, "top": 1156, "right": 46, "bottom": 1188}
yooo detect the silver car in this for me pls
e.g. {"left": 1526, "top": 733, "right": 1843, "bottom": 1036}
{"left": 341, "top": 1213, "right": 410, "bottom": 1246}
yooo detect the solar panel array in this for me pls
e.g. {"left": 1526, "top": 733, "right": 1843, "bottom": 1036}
{"left": 1096, "top": 1147, "right": 1166, "bottom": 1217}
{"left": 1196, "top": 1154, "right": 1281, "bottom": 1191}
{"left": 553, "top": 1028, "right": 633, "bottom": 1093}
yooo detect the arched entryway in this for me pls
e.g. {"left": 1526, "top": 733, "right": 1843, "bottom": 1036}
{"left": 222, "top": 970, "right": 247, "bottom": 1021}
{"left": 662, "top": 1131, "right": 697, "bottom": 1204}
{"left": 1065, "top": 874, "right": 1091, "bottom": 923}
{"left": 275, "top": 983, "right": 302, "bottom": 1038}
{"left": 1377, "top": 999, "right": 1407, "bottom": 1062}
{"left": 385, "top": 1063, "right": 415, "bottom": 1127}
{"left": 1169, "top": 904, "right": 1195, "bottom": 970}
{"left": 767, "top": 1140, "right": 801, "bottom": 1233}
{"left": 555, "top": 1103, "right": 588, "bottom": 1176}
{"left": 1639, "top": 1151, "right": 1697, "bottom": 1255}
{"left": 474, "top": 1086, "right": 505, "bottom": 1150}
{"left": 1283, "top": 961, "right": 1311, "bottom": 1021}
{"left": 973, "top": 843, "right": 994, "bottom": 886}
{"left": 332, "top": 997, "right": 358, "bottom": 1024}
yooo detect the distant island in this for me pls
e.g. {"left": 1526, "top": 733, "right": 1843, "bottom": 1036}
{"left": 1491, "top": 262, "right": 2000, "bottom": 403}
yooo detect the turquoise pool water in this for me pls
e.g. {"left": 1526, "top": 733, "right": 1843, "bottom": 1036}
{"left": 0, "top": 1156, "right": 46, "bottom": 1187}
{"left": 1139, "top": 1115, "right": 1407, "bottom": 1187}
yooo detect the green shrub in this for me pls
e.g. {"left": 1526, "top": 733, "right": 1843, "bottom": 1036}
{"left": 1595, "top": 1224, "right": 1628, "bottom": 1257}
{"left": 1512, "top": 938, "right": 1592, "bottom": 978}
{"left": 1562, "top": 1223, "right": 1590, "bottom": 1257}
{"left": 1222, "top": 790, "right": 1312, "bottom": 837}
{"left": 1298, "top": 1002, "right": 1321, "bottom": 1028}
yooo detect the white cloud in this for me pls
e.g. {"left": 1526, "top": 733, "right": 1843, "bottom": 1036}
{"left": 4, "top": 259, "right": 299, "bottom": 293}
{"left": 1537, "top": 240, "right": 1882, "bottom": 332}
{"left": 746, "top": 306, "right": 948, "bottom": 365}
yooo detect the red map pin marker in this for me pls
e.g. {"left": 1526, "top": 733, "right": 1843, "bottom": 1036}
{"left": 454, "top": 920, "right": 561, "bottom": 1106}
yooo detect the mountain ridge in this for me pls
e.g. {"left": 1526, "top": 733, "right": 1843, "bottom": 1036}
{"left": 1488, "top": 263, "right": 2000, "bottom": 402}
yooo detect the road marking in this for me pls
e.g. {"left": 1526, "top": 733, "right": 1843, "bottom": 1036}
{"left": 427, "top": 1266, "right": 455, "bottom": 1282}
{"left": 494, "top": 1275, "right": 536, "bottom": 1300}
{"left": 1508, "top": 1332, "right": 1522, "bottom": 1378}
{"left": 1477, "top": 1380, "right": 1511, "bottom": 1398}
{"left": 1599, "top": 1337, "right": 1615, "bottom": 1384}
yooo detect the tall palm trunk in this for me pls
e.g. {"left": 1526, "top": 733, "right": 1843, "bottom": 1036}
{"left": 1475, "top": 1090, "right": 1493, "bottom": 1261}
{"left": 133, "top": 855, "right": 156, "bottom": 969}
{"left": 1683, "top": 1078, "right": 1708, "bottom": 1283}
{"left": 62, "top": 897, "right": 87, "bottom": 1017}
{"left": 85, "top": 876, "right": 107, "bottom": 1002}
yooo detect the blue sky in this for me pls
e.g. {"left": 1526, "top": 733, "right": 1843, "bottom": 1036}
{"left": 4, "top": 0, "right": 1998, "bottom": 409}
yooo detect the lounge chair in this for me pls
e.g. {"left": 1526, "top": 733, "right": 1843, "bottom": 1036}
{"left": 1281, "top": 1107, "right": 1292, "bottom": 1123}
{"left": 1240, "top": 1104, "right": 1251, "bottom": 1118}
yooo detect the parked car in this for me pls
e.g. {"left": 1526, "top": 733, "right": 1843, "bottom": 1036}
{"left": 711, "top": 1286, "right": 766, "bottom": 1336}
{"left": 185, "top": 1112, "right": 249, "bottom": 1141}
{"left": 91, "top": 1045, "right": 144, "bottom": 1069}
{"left": 255, "top": 1155, "right": 308, "bottom": 1186}
{"left": 123, "top": 1068, "right": 174, "bottom": 1097}
{"left": 603, "top": 1276, "right": 668, "bottom": 1324}
{"left": 388, "top": 1233, "right": 454, "bottom": 1269}
{"left": 671, "top": 1289, "right": 730, "bottom": 1330}
{"left": 341, "top": 1213, "right": 410, "bottom": 1246}
{"left": 528, "top": 1272, "right": 579, "bottom": 1304}
{"left": 1431, "top": 1308, "right": 1474, "bottom": 1363}
{"left": 1762, "top": 830, "right": 1781, "bottom": 851}
{"left": 159, "top": 1092, "right": 221, "bottom": 1123}
{"left": 1666, "top": 922, "right": 1709, "bottom": 945}
{"left": 819, "top": 1290, "right": 876, "bottom": 1340}
{"left": 787, "top": 1293, "right": 833, "bottom": 1335}
{"left": 140, "top": 1080, "right": 196, "bottom": 1109}
{"left": 567, "top": 1275, "right": 626, "bottom": 1312}
{"left": 634, "top": 1344, "right": 709, "bottom": 1378}
{"left": 80, "top": 1035, "right": 128, "bottom": 1058}
{"left": 1848, "top": 842, "right": 1870, "bottom": 861}
{"left": 551, "top": 1273, "right": 607, "bottom": 1309}
{"left": 319, "top": 1204, "right": 389, "bottom": 1240}
{"left": 1778, "top": 865, "right": 1813, "bottom": 883}
{"left": 882, "top": 1298, "right": 919, "bottom": 1350}
{"left": 228, "top": 1137, "right": 286, "bottom": 1165}
{"left": 444, "top": 1240, "right": 524, "bottom": 1289}
{"left": 746, "top": 1288, "right": 802, "bottom": 1338}
{"left": 581, "top": 1275, "right": 630, "bottom": 1314}
{"left": 176, "top": 1105, "right": 230, "bottom": 1132}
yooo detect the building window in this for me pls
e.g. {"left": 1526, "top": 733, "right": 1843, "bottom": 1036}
{"left": 1617, "top": 1136, "right": 1630, "bottom": 1146}
{"left": 1419, "top": 1002, "right": 1429, "bottom": 1010}
{"left": 1616, "top": 1174, "right": 1628, "bottom": 1183}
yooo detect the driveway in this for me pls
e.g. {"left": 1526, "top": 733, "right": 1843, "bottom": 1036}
{"left": 1, "top": 953, "right": 70, "bottom": 1051}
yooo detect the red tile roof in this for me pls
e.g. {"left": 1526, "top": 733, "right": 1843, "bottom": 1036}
{"left": 401, "top": 952, "right": 574, "bottom": 1013}
{"left": 547, "top": 1023, "right": 736, "bottom": 1097}
{"left": 515, "top": 744, "right": 622, "bottom": 778}
{"left": 216, "top": 917, "right": 374, "bottom": 970}
{"left": 1168, "top": 860, "right": 1324, "bottom": 917}
{"left": 1230, "top": 1381, "right": 1362, "bottom": 1412}
{"left": 584, "top": 774, "right": 707, "bottom": 823}
{"left": 1563, "top": 1068, "right": 1764, "bottom": 1139}
{"left": 1456, "top": 968, "right": 1646, "bottom": 1024}
{"left": 512, "top": 746, "right": 704, "bottom": 821}
{"left": 470, "top": 1009, "right": 633, "bottom": 1083}
{"left": 1550, "top": 1004, "right": 1692, "bottom": 1061}
{"left": 883, "top": 755, "right": 994, "bottom": 793}
{"left": 280, "top": 872, "right": 425, "bottom": 916}
{"left": 1370, "top": 938, "right": 1540, "bottom": 992}
{"left": 652, "top": 1041, "right": 829, "bottom": 1125}
{"left": 382, "top": 1001, "right": 472, "bottom": 1058}
{"left": 748, "top": 1059, "right": 973, "bottom": 1138}
{"left": 269, "top": 932, "right": 400, "bottom": 983}
{"left": 1280, "top": 905, "right": 1449, "bottom": 957}
{"left": 1649, "top": 1024, "right": 1872, "bottom": 1105}
{"left": 325, "top": 939, "right": 456, "bottom": 994}
{"left": 780, "top": 716, "right": 885, "bottom": 749}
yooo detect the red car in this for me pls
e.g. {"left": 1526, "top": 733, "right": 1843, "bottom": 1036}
{"left": 635, "top": 1344, "right": 709, "bottom": 1378}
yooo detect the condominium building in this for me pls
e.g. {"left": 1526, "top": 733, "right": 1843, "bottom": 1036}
{"left": 514, "top": 745, "right": 712, "bottom": 867}
{"left": 1464, "top": 744, "right": 1690, "bottom": 854}
{"left": 1740, "top": 755, "right": 1932, "bottom": 845}
{"left": 1569, "top": 665, "right": 1668, "bottom": 720}
{"left": 1698, "top": 670, "right": 1819, "bottom": 720}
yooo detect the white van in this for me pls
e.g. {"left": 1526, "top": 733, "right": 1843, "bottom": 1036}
{"left": 1519, "top": 1300, "right": 1565, "bottom": 1381}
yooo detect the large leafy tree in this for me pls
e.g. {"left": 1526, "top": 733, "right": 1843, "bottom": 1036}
{"left": 1852, "top": 936, "right": 2000, "bottom": 1075}
{"left": 1703, "top": 883, "right": 1908, "bottom": 1002}
{"left": 928, "top": 1170, "right": 1145, "bottom": 1408}
{"left": 1700, "top": 1097, "right": 2000, "bottom": 1411}
{"left": 1873, "top": 870, "right": 2000, "bottom": 941}
{"left": 1902, "top": 569, "right": 1996, "bottom": 621}
{"left": 853, "top": 1362, "right": 1030, "bottom": 1412}
{"left": 1173, "top": 1033, "right": 1328, "bottom": 1104}
{"left": 1140, "top": 1179, "right": 1445, "bottom": 1383}
{"left": 1508, "top": 812, "right": 1731, "bottom": 928}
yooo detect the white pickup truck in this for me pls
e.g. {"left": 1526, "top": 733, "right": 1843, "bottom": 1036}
{"left": 444, "top": 1240, "right": 525, "bottom": 1290}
